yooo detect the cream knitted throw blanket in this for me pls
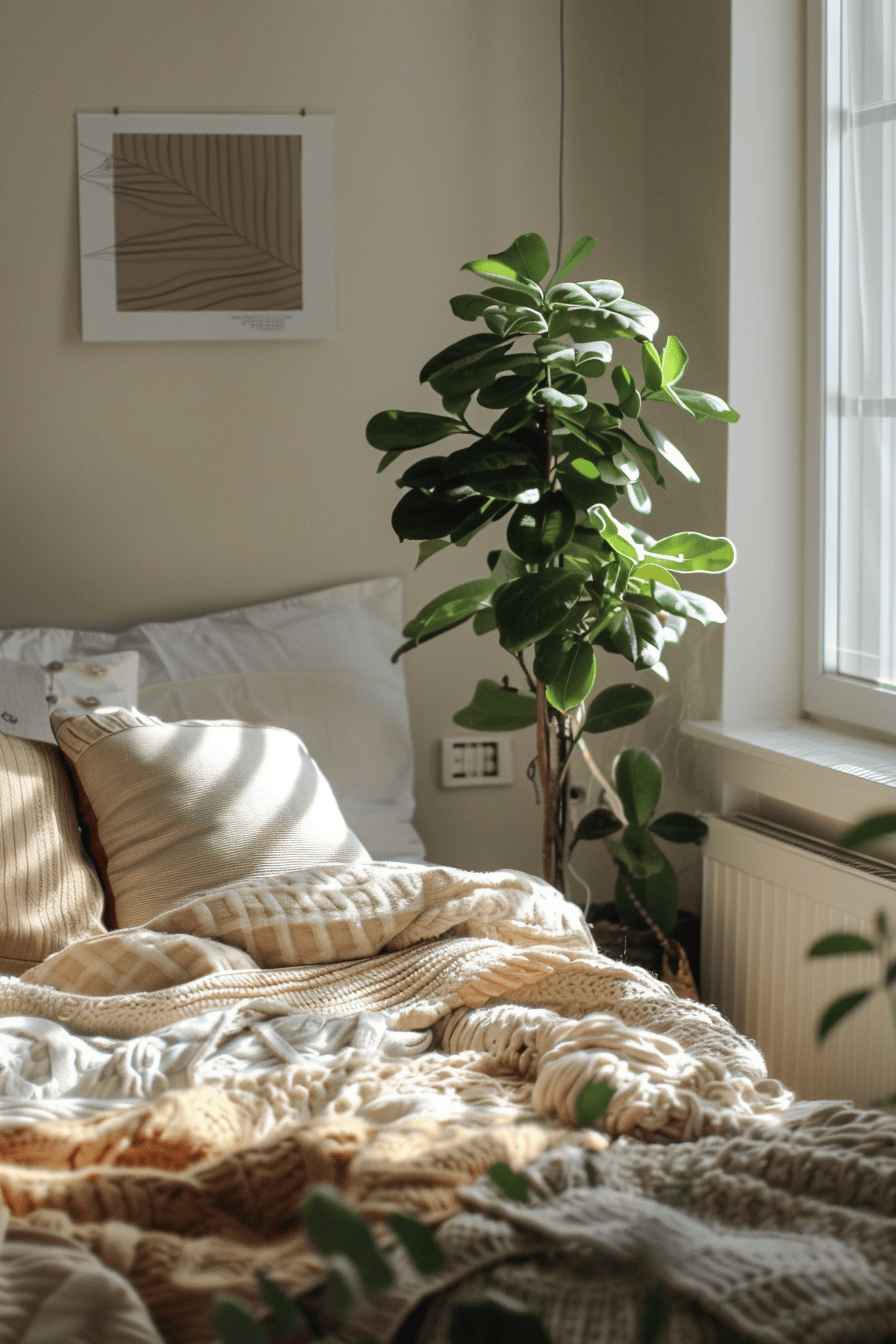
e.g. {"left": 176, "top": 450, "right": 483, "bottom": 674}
{"left": 0, "top": 861, "right": 891, "bottom": 1342}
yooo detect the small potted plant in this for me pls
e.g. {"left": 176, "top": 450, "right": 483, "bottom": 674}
{"left": 367, "top": 233, "right": 738, "bottom": 992}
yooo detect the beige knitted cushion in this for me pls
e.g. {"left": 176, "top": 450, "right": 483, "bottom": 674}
{"left": 53, "top": 709, "right": 369, "bottom": 928}
{"left": 0, "top": 731, "right": 106, "bottom": 973}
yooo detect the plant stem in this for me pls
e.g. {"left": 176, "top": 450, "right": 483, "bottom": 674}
{"left": 536, "top": 681, "right": 553, "bottom": 883}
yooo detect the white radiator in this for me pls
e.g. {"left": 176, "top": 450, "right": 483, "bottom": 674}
{"left": 702, "top": 814, "right": 896, "bottom": 1105}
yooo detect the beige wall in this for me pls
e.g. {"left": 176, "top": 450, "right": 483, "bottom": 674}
{"left": 0, "top": 1, "right": 731, "bottom": 890}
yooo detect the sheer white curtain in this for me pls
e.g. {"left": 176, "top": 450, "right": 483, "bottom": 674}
{"left": 835, "top": 0, "right": 896, "bottom": 689}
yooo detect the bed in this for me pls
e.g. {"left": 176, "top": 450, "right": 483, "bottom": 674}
{"left": 0, "top": 578, "right": 894, "bottom": 1344}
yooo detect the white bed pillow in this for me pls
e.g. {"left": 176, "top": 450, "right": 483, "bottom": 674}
{"left": 0, "top": 579, "right": 423, "bottom": 861}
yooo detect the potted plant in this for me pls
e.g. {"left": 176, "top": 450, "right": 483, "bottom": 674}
{"left": 367, "top": 232, "right": 737, "bottom": 988}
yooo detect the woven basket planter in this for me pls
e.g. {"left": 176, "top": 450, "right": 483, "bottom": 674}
{"left": 588, "top": 903, "right": 701, "bottom": 992}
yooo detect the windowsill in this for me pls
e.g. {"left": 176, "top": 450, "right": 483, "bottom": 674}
{"left": 681, "top": 718, "right": 896, "bottom": 850}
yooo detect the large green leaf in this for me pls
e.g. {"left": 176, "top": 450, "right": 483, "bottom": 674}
{"left": 574, "top": 1079, "right": 616, "bottom": 1126}
{"left": 626, "top": 602, "right": 665, "bottom": 669}
{"left": 591, "top": 505, "right": 645, "bottom": 563}
{"left": 482, "top": 285, "right": 545, "bottom": 311}
{"left": 494, "top": 570, "right": 586, "bottom": 653}
{"left": 463, "top": 465, "right": 544, "bottom": 500}
{"left": 402, "top": 578, "right": 499, "bottom": 645}
{"left": 391, "top": 488, "right": 482, "bottom": 540}
{"left": 431, "top": 352, "right": 524, "bottom": 400}
{"left": 606, "top": 298, "right": 660, "bottom": 342}
{"left": 582, "top": 683, "right": 655, "bottom": 734}
{"left": 546, "top": 234, "right": 598, "bottom": 287}
{"left": 488, "top": 233, "right": 552, "bottom": 283}
{"left": 453, "top": 678, "right": 538, "bottom": 732}
{"left": 840, "top": 812, "right": 896, "bottom": 850}
{"left": 592, "top": 605, "right": 638, "bottom": 662}
{"left": 640, "top": 341, "right": 664, "bottom": 393}
{"left": 817, "top": 989, "right": 873, "bottom": 1041}
{"left": 395, "top": 455, "right": 447, "bottom": 489}
{"left": 389, "top": 1213, "right": 447, "bottom": 1274}
{"left": 461, "top": 256, "right": 544, "bottom": 301}
{"left": 366, "top": 410, "right": 468, "bottom": 453}
{"left": 507, "top": 492, "right": 576, "bottom": 562}
{"left": 616, "top": 430, "right": 665, "bottom": 485}
{"left": 614, "top": 748, "right": 662, "bottom": 827}
{"left": 611, "top": 824, "right": 666, "bottom": 879}
{"left": 651, "top": 582, "right": 726, "bottom": 625}
{"left": 675, "top": 386, "right": 739, "bottom": 422}
{"left": 614, "top": 856, "right": 679, "bottom": 935}
{"left": 537, "top": 338, "right": 613, "bottom": 379}
{"left": 547, "top": 281, "right": 602, "bottom": 308}
{"left": 477, "top": 375, "right": 541, "bottom": 409}
{"left": 415, "top": 539, "right": 450, "bottom": 569}
{"left": 611, "top": 364, "right": 641, "bottom": 418}
{"left": 570, "top": 807, "right": 623, "bottom": 847}
{"left": 213, "top": 1298, "right": 268, "bottom": 1344}
{"left": 557, "top": 463, "right": 620, "bottom": 511}
{"left": 487, "top": 1161, "right": 531, "bottom": 1203}
{"left": 442, "top": 438, "right": 535, "bottom": 477}
{"left": 449, "top": 293, "right": 494, "bottom": 321}
{"left": 809, "top": 932, "right": 877, "bottom": 957}
{"left": 649, "top": 811, "right": 709, "bottom": 844}
{"left": 302, "top": 1187, "right": 393, "bottom": 1291}
{"left": 255, "top": 1272, "right": 305, "bottom": 1335}
{"left": 637, "top": 418, "right": 700, "bottom": 483}
{"left": 648, "top": 531, "right": 736, "bottom": 573}
{"left": 632, "top": 561, "right": 680, "bottom": 589}
{"left": 577, "top": 279, "right": 625, "bottom": 304}
{"left": 544, "top": 635, "right": 597, "bottom": 711}
{"left": 550, "top": 306, "right": 642, "bottom": 343}
{"left": 661, "top": 335, "right": 689, "bottom": 386}
{"left": 419, "top": 332, "right": 511, "bottom": 387}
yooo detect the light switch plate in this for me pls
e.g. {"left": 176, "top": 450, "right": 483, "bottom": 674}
{"left": 440, "top": 735, "right": 513, "bottom": 787}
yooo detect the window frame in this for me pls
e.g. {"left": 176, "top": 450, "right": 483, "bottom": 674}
{"left": 803, "top": 0, "right": 896, "bottom": 737}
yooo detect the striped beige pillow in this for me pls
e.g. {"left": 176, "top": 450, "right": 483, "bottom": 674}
{"left": 0, "top": 732, "right": 106, "bottom": 972}
{"left": 53, "top": 709, "right": 369, "bottom": 928}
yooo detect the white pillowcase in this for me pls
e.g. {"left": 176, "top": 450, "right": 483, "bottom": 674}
{"left": 0, "top": 653, "right": 139, "bottom": 744}
{"left": 0, "top": 579, "right": 423, "bottom": 861}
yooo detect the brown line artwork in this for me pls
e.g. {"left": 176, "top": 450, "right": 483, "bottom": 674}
{"left": 76, "top": 113, "right": 333, "bottom": 341}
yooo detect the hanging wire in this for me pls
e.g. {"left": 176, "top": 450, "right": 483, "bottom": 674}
{"left": 557, "top": 0, "right": 567, "bottom": 269}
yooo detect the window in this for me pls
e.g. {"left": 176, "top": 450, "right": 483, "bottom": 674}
{"left": 806, "top": 0, "right": 896, "bottom": 735}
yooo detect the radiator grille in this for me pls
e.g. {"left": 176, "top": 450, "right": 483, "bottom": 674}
{"left": 702, "top": 814, "right": 896, "bottom": 1104}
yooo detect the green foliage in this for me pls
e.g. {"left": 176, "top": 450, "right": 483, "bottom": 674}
{"left": 368, "top": 232, "right": 734, "bottom": 918}
{"left": 487, "top": 1161, "right": 531, "bottom": 1203}
{"left": 211, "top": 1184, "right": 559, "bottom": 1344}
{"left": 367, "top": 232, "right": 735, "bottom": 682}
{"left": 841, "top": 811, "right": 896, "bottom": 851}
{"left": 389, "top": 1212, "right": 447, "bottom": 1274}
{"left": 574, "top": 1079, "right": 616, "bottom": 1127}
{"left": 808, "top": 813, "right": 896, "bottom": 1102}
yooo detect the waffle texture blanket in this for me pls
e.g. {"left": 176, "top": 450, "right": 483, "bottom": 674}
{"left": 0, "top": 862, "right": 890, "bottom": 1344}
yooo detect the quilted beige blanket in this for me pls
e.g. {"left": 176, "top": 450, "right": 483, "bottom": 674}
{"left": 0, "top": 863, "right": 892, "bottom": 1344}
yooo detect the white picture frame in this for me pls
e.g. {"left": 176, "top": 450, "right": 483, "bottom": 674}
{"left": 76, "top": 112, "right": 334, "bottom": 341}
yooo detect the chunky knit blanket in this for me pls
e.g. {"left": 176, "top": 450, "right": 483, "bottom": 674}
{"left": 0, "top": 862, "right": 892, "bottom": 1344}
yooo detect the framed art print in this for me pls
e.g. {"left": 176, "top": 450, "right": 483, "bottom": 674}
{"left": 76, "top": 112, "right": 334, "bottom": 341}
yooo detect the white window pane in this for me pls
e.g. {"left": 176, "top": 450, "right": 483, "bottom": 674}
{"left": 831, "top": 0, "right": 896, "bottom": 691}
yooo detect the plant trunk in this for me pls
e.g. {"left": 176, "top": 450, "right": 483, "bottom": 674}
{"left": 537, "top": 681, "right": 569, "bottom": 893}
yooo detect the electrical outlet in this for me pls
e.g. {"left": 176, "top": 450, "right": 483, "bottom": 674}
{"left": 440, "top": 736, "right": 513, "bottom": 788}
